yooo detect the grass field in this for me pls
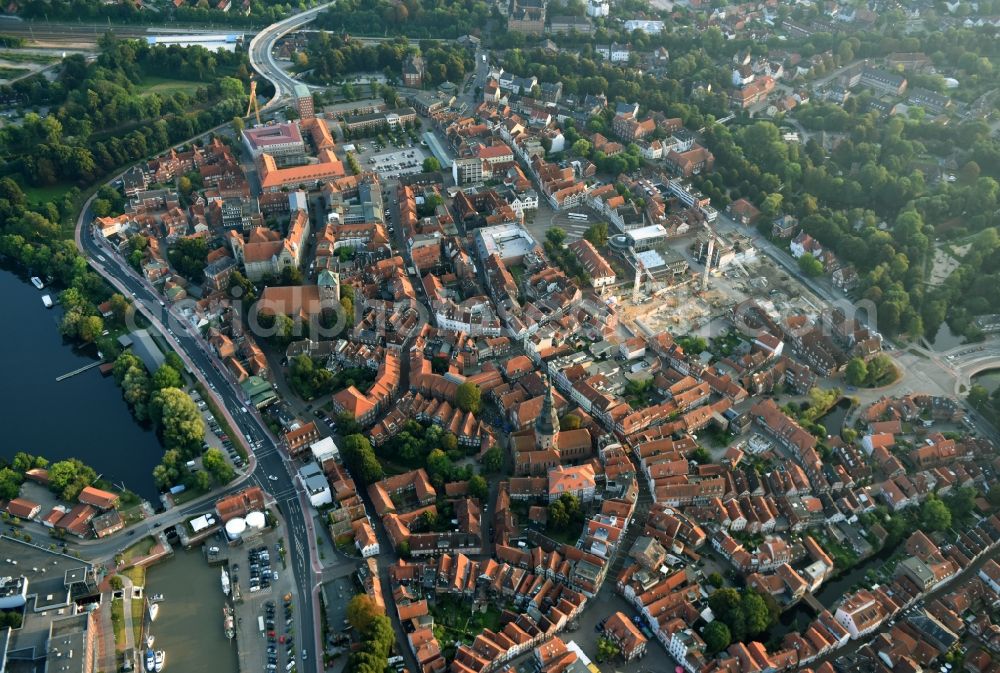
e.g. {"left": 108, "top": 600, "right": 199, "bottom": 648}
{"left": 0, "top": 65, "right": 28, "bottom": 79}
{"left": 111, "top": 598, "right": 125, "bottom": 649}
{"left": 22, "top": 183, "right": 73, "bottom": 206}
{"left": 136, "top": 76, "right": 206, "bottom": 97}
{"left": 0, "top": 51, "right": 58, "bottom": 64}
{"left": 131, "top": 598, "right": 145, "bottom": 645}
{"left": 122, "top": 536, "right": 157, "bottom": 565}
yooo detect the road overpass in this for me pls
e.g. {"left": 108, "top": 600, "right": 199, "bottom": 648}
{"left": 246, "top": 2, "right": 333, "bottom": 111}
{"left": 950, "top": 348, "right": 1000, "bottom": 392}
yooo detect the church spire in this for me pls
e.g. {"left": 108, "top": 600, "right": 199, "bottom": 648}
{"left": 535, "top": 374, "right": 559, "bottom": 450}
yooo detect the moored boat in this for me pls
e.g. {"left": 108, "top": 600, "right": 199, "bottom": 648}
{"left": 221, "top": 568, "right": 230, "bottom": 596}
{"left": 42, "top": 294, "right": 53, "bottom": 308}
{"left": 154, "top": 650, "right": 165, "bottom": 672}
{"left": 30, "top": 276, "right": 44, "bottom": 290}
{"left": 224, "top": 606, "right": 235, "bottom": 640}
{"left": 148, "top": 602, "right": 159, "bottom": 622}
{"left": 144, "top": 649, "right": 155, "bottom": 672}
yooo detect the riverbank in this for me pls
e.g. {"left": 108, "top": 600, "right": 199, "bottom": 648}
{"left": 0, "top": 266, "right": 164, "bottom": 501}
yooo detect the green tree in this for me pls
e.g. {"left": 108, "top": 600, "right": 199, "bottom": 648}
{"left": 595, "top": 637, "right": 620, "bottom": 663}
{"left": 109, "top": 293, "right": 130, "bottom": 324}
{"left": 482, "top": 447, "right": 503, "bottom": 473}
{"left": 218, "top": 76, "right": 245, "bottom": 101}
{"left": 561, "top": 414, "right": 581, "bottom": 430}
{"left": 968, "top": 384, "right": 990, "bottom": 411}
{"left": 426, "top": 448, "right": 453, "bottom": 484}
{"left": 845, "top": 357, "right": 868, "bottom": 386}
{"left": 548, "top": 499, "right": 569, "bottom": 529}
{"left": 921, "top": 496, "right": 952, "bottom": 532}
{"left": 152, "top": 364, "right": 183, "bottom": 391}
{"left": 866, "top": 354, "right": 896, "bottom": 385}
{"left": 571, "top": 139, "right": 592, "bottom": 157}
{"left": 149, "top": 387, "right": 205, "bottom": 456}
{"left": 346, "top": 594, "right": 380, "bottom": 632}
{"left": 79, "top": 315, "right": 104, "bottom": 342}
{"left": 468, "top": 474, "right": 488, "bottom": 500}
{"left": 741, "top": 591, "right": 771, "bottom": 634}
{"left": 201, "top": 447, "right": 235, "bottom": 484}
{"left": 798, "top": 252, "right": 824, "bottom": 277}
{"left": 703, "top": 621, "right": 731, "bottom": 654}
{"left": 584, "top": 222, "right": 608, "bottom": 246}
{"left": 546, "top": 227, "right": 567, "bottom": 247}
{"left": 422, "top": 156, "right": 441, "bottom": 172}
{"left": 707, "top": 573, "right": 724, "bottom": 588}
{"left": 343, "top": 434, "right": 383, "bottom": 484}
{"left": 47, "top": 458, "right": 98, "bottom": 501}
{"left": 455, "top": 382, "right": 482, "bottom": 413}
{"left": 0, "top": 468, "right": 24, "bottom": 500}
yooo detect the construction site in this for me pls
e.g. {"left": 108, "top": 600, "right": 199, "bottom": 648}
{"left": 608, "top": 226, "right": 819, "bottom": 340}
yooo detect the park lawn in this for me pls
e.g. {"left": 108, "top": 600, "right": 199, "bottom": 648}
{"left": 0, "top": 51, "right": 58, "bottom": 64}
{"left": 135, "top": 76, "right": 206, "bottom": 97}
{"left": 543, "top": 525, "right": 581, "bottom": 547}
{"left": 111, "top": 598, "right": 125, "bottom": 650}
{"left": 131, "top": 598, "right": 145, "bottom": 644}
{"left": 120, "top": 504, "right": 146, "bottom": 526}
{"left": 430, "top": 597, "right": 503, "bottom": 643}
{"left": 0, "top": 65, "right": 28, "bottom": 79}
{"left": 122, "top": 537, "right": 156, "bottom": 565}
{"left": 22, "top": 183, "right": 73, "bottom": 207}
{"left": 171, "top": 483, "right": 208, "bottom": 505}
{"left": 124, "top": 565, "right": 146, "bottom": 587}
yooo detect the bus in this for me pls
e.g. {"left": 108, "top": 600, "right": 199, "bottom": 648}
{"left": 567, "top": 212, "right": 589, "bottom": 222}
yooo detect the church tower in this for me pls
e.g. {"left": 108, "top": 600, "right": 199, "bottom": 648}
{"left": 317, "top": 269, "right": 340, "bottom": 303}
{"left": 535, "top": 374, "right": 560, "bottom": 451}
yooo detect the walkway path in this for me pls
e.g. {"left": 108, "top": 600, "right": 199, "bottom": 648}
{"left": 121, "top": 575, "right": 137, "bottom": 654}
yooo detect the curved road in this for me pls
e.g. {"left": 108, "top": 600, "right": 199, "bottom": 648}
{"left": 62, "top": 5, "right": 342, "bottom": 670}
{"left": 75, "top": 190, "right": 324, "bottom": 672}
{"left": 247, "top": 1, "right": 334, "bottom": 111}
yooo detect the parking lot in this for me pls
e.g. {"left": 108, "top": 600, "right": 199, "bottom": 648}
{"left": 321, "top": 576, "right": 356, "bottom": 655}
{"left": 227, "top": 531, "right": 303, "bottom": 673}
{"left": 193, "top": 388, "right": 245, "bottom": 471}
{"left": 365, "top": 147, "right": 428, "bottom": 179}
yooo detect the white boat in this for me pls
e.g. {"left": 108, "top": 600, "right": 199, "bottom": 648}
{"left": 151, "top": 593, "right": 164, "bottom": 602}
{"left": 154, "top": 650, "right": 165, "bottom": 672}
{"left": 30, "top": 276, "right": 44, "bottom": 290}
{"left": 148, "top": 602, "right": 159, "bottom": 622}
{"left": 42, "top": 294, "right": 53, "bottom": 309}
{"left": 146, "top": 635, "right": 155, "bottom": 648}
{"left": 145, "top": 649, "right": 156, "bottom": 672}
{"left": 221, "top": 568, "right": 231, "bottom": 596}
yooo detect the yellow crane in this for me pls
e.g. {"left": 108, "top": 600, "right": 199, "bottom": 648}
{"left": 246, "top": 78, "right": 261, "bottom": 126}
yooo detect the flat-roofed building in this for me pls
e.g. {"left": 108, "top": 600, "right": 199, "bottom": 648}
{"left": 242, "top": 122, "right": 306, "bottom": 166}
{"left": 294, "top": 83, "right": 315, "bottom": 119}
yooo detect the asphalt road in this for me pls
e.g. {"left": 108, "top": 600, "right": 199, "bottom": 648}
{"left": 78, "top": 207, "right": 323, "bottom": 672}
{"left": 246, "top": 2, "right": 333, "bottom": 112}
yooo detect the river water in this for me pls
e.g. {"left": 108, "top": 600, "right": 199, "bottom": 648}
{"left": 770, "top": 541, "right": 897, "bottom": 640}
{"left": 145, "top": 548, "right": 239, "bottom": 673}
{"left": 0, "top": 267, "right": 163, "bottom": 501}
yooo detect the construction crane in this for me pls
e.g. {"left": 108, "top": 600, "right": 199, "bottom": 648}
{"left": 246, "top": 78, "right": 261, "bottom": 127}
{"left": 630, "top": 248, "right": 662, "bottom": 303}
